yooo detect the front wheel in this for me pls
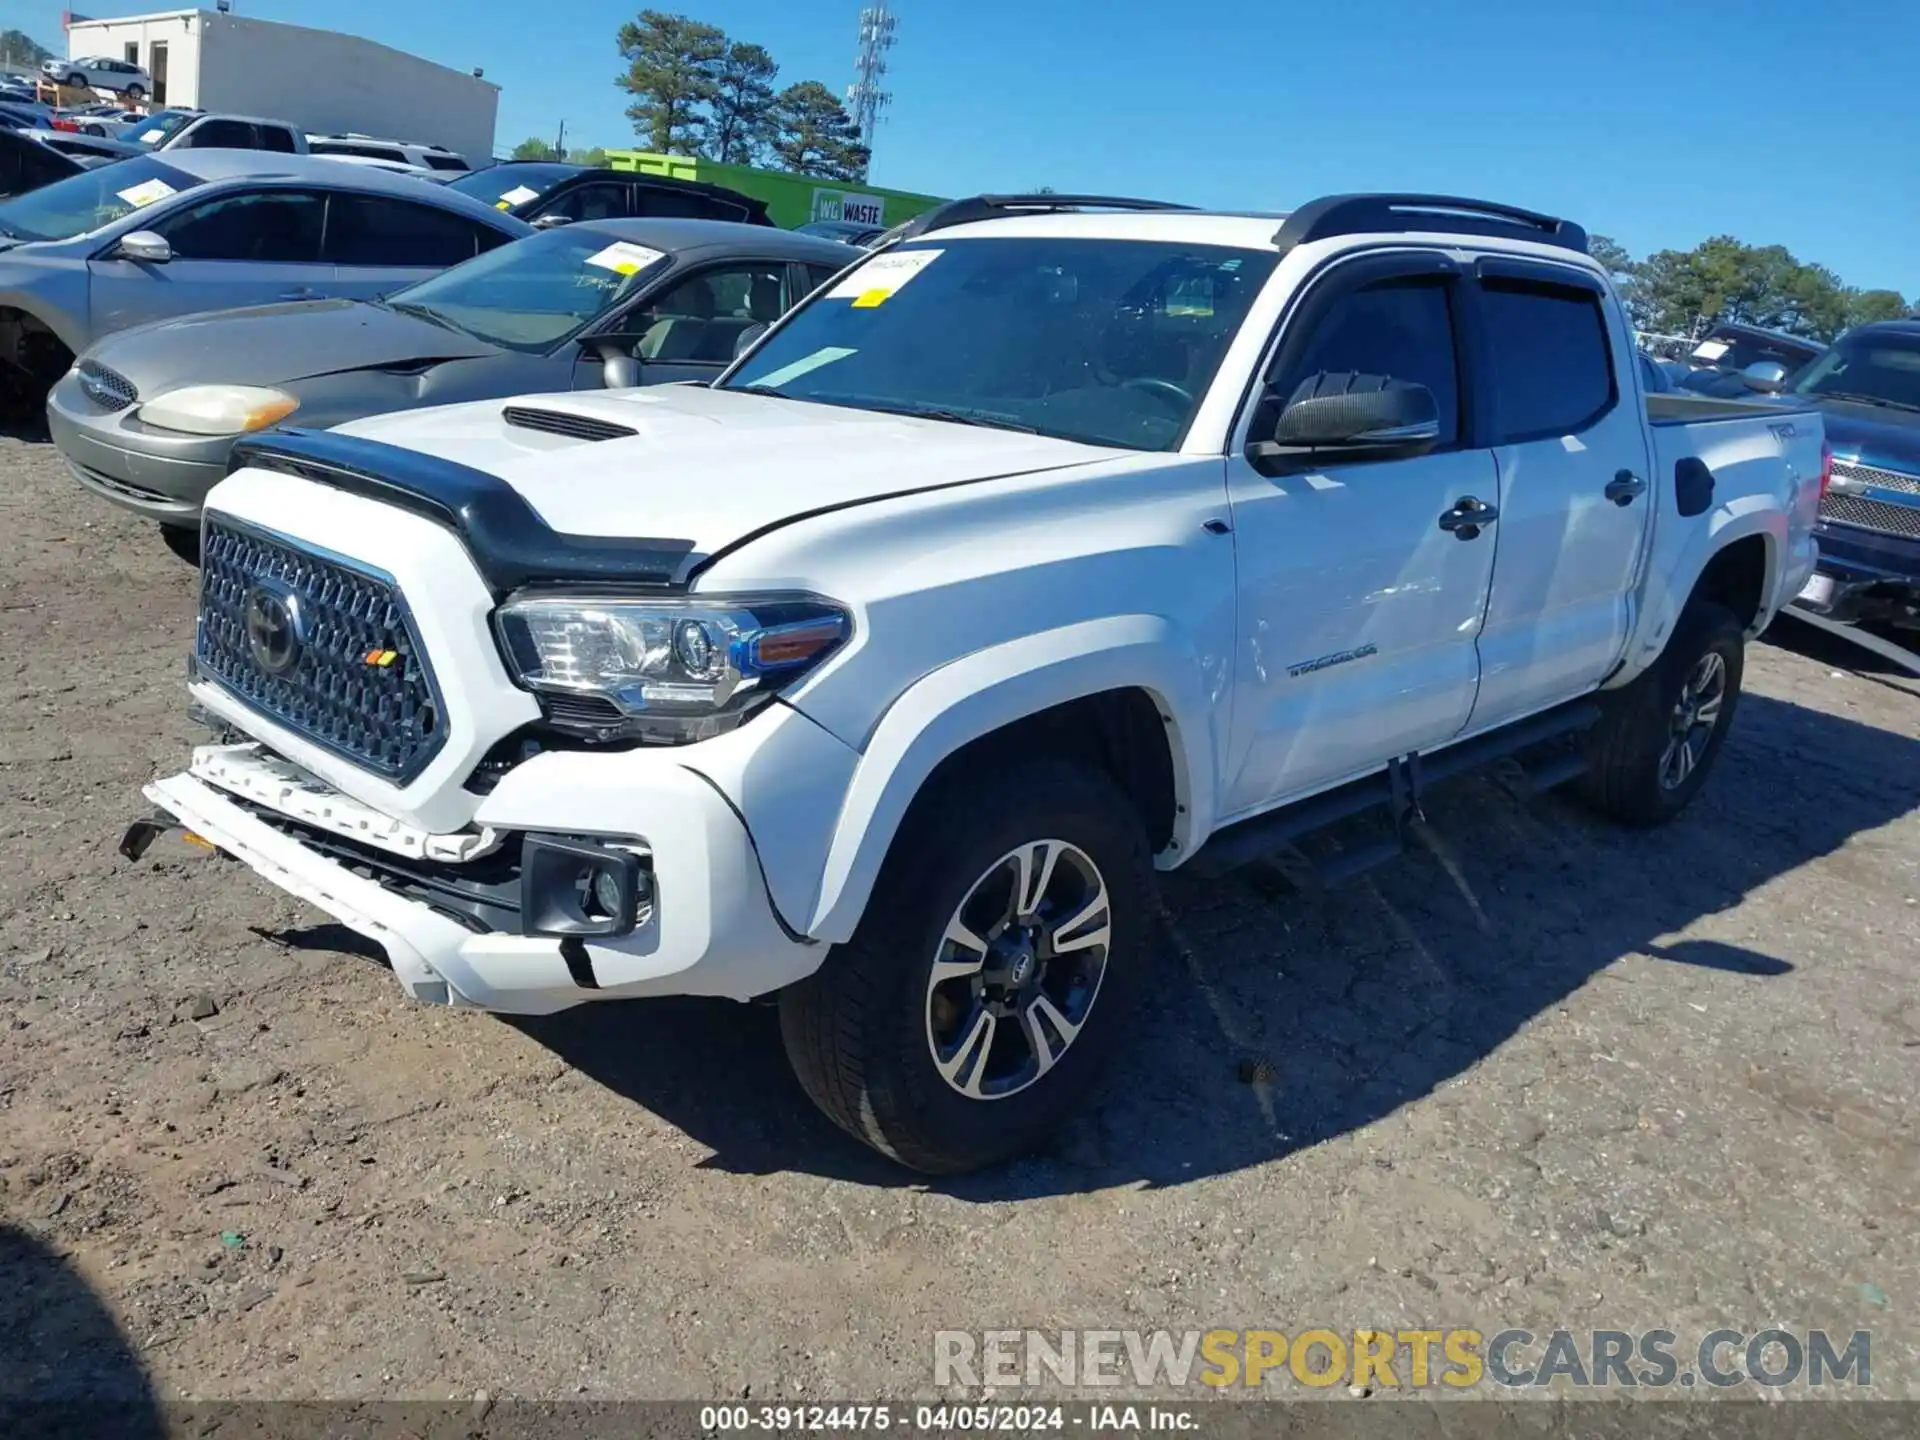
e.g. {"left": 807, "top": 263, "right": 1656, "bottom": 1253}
{"left": 124, "top": 84, "right": 146, "bottom": 102}
{"left": 159, "top": 523, "right": 201, "bottom": 565}
{"left": 780, "top": 759, "right": 1153, "bottom": 1173}
{"left": 1578, "top": 601, "right": 1744, "bottom": 826}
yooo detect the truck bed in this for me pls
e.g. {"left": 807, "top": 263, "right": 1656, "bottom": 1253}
{"left": 1646, "top": 392, "right": 1820, "bottom": 426}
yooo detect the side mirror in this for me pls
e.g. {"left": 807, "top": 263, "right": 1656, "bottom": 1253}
{"left": 117, "top": 229, "right": 170, "bottom": 264}
{"left": 1740, "top": 360, "right": 1788, "bottom": 393}
{"left": 733, "top": 321, "right": 768, "bottom": 359}
{"left": 589, "top": 341, "right": 640, "bottom": 389}
{"left": 530, "top": 213, "right": 570, "bottom": 230}
{"left": 1249, "top": 372, "right": 1440, "bottom": 472}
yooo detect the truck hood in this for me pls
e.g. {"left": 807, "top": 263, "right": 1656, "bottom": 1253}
{"left": 1812, "top": 401, "right": 1920, "bottom": 476}
{"left": 330, "top": 384, "right": 1123, "bottom": 550}
{"left": 83, "top": 299, "right": 499, "bottom": 393}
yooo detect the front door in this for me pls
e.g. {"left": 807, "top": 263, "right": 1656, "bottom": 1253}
{"left": 1464, "top": 261, "right": 1655, "bottom": 730}
{"left": 616, "top": 260, "right": 794, "bottom": 386}
{"left": 88, "top": 188, "right": 329, "bottom": 335}
{"left": 1221, "top": 258, "right": 1499, "bottom": 816}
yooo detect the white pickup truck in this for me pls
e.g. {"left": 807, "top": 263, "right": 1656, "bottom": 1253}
{"left": 126, "top": 192, "right": 1827, "bottom": 1173}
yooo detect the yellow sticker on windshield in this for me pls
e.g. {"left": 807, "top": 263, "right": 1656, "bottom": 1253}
{"left": 830, "top": 248, "right": 942, "bottom": 306}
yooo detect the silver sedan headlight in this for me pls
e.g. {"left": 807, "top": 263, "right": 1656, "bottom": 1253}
{"left": 137, "top": 385, "right": 300, "bottom": 436}
{"left": 494, "top": 592, "right": 850, "bottom": 744}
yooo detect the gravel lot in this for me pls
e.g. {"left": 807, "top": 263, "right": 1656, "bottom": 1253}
{"left": 2, "top": 425, "right": 1917, "bottom": 1408}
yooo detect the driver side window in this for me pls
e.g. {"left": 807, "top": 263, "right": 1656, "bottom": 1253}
{"left": 626, "top": 263, "right": 787, "bottom": 365}
{"left": 1269, "top": 278, "right": 1462, "bottom": 447}
{"left": 158, "top": 190, "right": 325, "bottom": 263}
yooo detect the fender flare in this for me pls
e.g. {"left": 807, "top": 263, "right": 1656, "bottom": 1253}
{"left": 1618, "top": 501, "right": 1783, "bottom": 687}
{"left": 803, "top": 614, "right": 1220, "bottom": 943}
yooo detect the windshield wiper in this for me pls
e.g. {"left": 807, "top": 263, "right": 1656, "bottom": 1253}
{"left": 385, "top": 299, "right": 463, "bottom": 335}
{"left": 799, "top": 394, "right": 1040, "bottom": 433}
{"left": 1814, "top": 390, "right": 1920, "bottom": 413}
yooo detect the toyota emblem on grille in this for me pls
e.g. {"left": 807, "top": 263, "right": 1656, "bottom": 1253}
{"left": 244, "top": 582, "right": 306, "bottom": 677}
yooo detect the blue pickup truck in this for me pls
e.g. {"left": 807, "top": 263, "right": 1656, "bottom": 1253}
{"left": 1784, "top": 320, "right": 1920, "bottom": 631}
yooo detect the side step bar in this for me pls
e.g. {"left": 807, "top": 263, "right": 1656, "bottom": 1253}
{"left": 1186, "top": 699, "right": 1601, "bottom": 883}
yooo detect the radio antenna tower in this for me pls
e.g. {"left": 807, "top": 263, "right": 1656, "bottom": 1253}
{"left": 846, "top": 3, "right": 897, "bottom": 176}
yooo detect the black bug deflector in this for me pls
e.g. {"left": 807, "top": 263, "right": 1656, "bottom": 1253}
{"left": 227, "top": 428, "right": 697, "bottom": 596}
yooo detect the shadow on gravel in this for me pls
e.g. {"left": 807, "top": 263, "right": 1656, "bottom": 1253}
{"left": 507, "top": 689, "right": 1917, "bottom": 1197}
{"left": 0, "top": 1223, "right": 162, "bottom": 1438}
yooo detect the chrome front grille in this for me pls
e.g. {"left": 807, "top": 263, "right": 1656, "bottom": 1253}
{"left": 1830, "top": 457, "right": 1920, "bottom": 497}
{"left": 76, "top": 359, "right": 137, "bottom": 410}
{"left": 194, "top": 518, "right": 445, "bottom": 782}
{"left": 1820, "top": 491, "right": 1920, "bottom": 542}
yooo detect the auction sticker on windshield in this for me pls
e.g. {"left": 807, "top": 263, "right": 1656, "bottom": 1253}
{"left": 116, "top": 178, "right": 176, "bottom": 208}
{"left": 497, "top": 185, "right": 539, "bottom": 208}
{"left": 585, "top": 242, "right": 666, "bottom": 277}
{"left": 829, "top": 248, "right": 942, "bottom": 308}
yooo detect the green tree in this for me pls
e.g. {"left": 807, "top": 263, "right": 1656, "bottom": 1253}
{"left": 769, "top": 81, "right": 869, "bottom": 182}
{"left": 511, "top": 137, "right": 562, "bottom": 161}
{"left": 1844, "top": 288, "right": 1909, "bottom": 330}
{"left": 0, "top": 30, "right": 53, "bottom": 70}
{"left": 706, "top": 41, "right": 779, "bottom": 165}
{"left": 567, "top": 146, "right": 610, "bottom": 167}
{"left": 617, "top": 9, "right": 726, "bottom": 155}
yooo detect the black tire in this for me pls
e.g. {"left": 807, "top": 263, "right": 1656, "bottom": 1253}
{"left": 159, "top": 523, "right": 201, "bottom": 566}
{"left": 1578, "top": 601, "right": 1744, "bottom": 826}
{"left": 124, "top": 85, "right": 146, "bottom": 103}
{"left": 780, "top": 759, "right": 1153, "bottom": 1174}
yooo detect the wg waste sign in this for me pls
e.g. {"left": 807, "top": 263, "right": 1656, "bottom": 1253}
{"left": 812, "top": 188, "right": 887, "bottom": 227}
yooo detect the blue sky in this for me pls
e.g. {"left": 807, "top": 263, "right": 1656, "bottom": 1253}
{"left": 9, "top": 0, "right": 1915, "bottom": 293}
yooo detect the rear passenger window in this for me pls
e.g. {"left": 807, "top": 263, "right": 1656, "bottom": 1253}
{"left": 633, "top": 186, "right": 749, "bottom": 222}
{"left": 1480, "top": 280, "right": 1616, "bottom": 441}
{"left": 324, "top": 193, "right": 489, "bottom": 268}
{"left": 1274, "top": 278, "right": 1461, "bottom": 446}
{"left": 538, "top": 182, "right": 627, "bottom": 223}
{"left": 252, "top": 125, "right": 300, "bottom": 154}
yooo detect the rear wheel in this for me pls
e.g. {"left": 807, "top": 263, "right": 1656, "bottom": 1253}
{"left": 780, "top": 760, "right": 1152, "bottom": 1173}
{"left": 124, "top": 84, "right": 146, "bottom": 103}
{"left": 1578, "top": 601, "right": 1744, "bottom": 825}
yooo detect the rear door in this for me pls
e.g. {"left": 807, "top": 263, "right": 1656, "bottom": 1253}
{"left": 1221, "top": 253, "right": 1500, "bottom": 814}
{"left": 321, "top": 191, "right": 508, "bottom": 296}
{"left": 1463, "top": 259, "right": 1655, "bottom": 731}
{"left": 89, "top": 187, "right": 329, "bottom": 332}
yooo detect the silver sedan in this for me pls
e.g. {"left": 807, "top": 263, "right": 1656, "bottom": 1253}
{"left": 50, "top": 218, "right": 858, "bottom": 556}
{"left": 0, "top": 149, "right": 530, "bottom": 410}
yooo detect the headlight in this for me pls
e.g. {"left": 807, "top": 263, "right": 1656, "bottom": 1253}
{"left": 138, "top": 384, "right": 299, "bottom": 436}
{"left": 494, "top": 592, "right": 850, "bottom": 745}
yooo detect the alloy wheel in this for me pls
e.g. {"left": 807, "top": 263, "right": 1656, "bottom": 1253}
{"left": 924, "top": 839, "right": 1112, "bottom": 1100}
{"left": 1659, "top": 650, "right": 1727, "bottom": 790}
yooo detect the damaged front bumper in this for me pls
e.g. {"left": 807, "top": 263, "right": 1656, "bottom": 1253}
{"left": 129, "top": 744, "right": 822, "bottom": 1015}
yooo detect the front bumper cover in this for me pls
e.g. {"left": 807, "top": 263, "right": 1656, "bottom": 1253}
{"left": 139, "top": 767, "right": 820, "bottom": 1015}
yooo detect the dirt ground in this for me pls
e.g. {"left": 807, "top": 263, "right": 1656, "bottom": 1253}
{"left": 2, "top": 427, "right": 1917, "bottom": 1408}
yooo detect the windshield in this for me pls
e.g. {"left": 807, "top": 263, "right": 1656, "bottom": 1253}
{"left": 1790, "top": 332, "right": 1920, "bottom": 411}
{"left": 445, "top": 163, "right": 578, "bottom": 208}
{"left": 382, "top": 225, "right": 667, "bottom": 352}
{"left": 0, "top": 154, "right": 198, "bottom": 242}
{"left": 722, "top": 238, "right": 1278, "bottom": 450}
{"left": 129, "top": 110, "right": 196, "bottom": 146}
{"left": 1691, "top": 329, "right": 1821, "bottom": 373}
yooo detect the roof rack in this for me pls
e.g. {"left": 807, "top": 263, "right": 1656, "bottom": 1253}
{"left": 895, "top": 193, "right": 1195, "bottom": 241}
{"left": 1273, "top": 194, "right": 1587, "bottom": 255}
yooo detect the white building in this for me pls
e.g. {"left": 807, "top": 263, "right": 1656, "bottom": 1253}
{"left": 64, "top": 9, "right": 500, "bottom": 162}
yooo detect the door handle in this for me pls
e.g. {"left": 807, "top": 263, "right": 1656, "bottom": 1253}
{"left": 1605, "top": 470, "right": 1647, "bottom": 506}
{"left": 1437, "top": 495, "right": 1498, "bottom": 540}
